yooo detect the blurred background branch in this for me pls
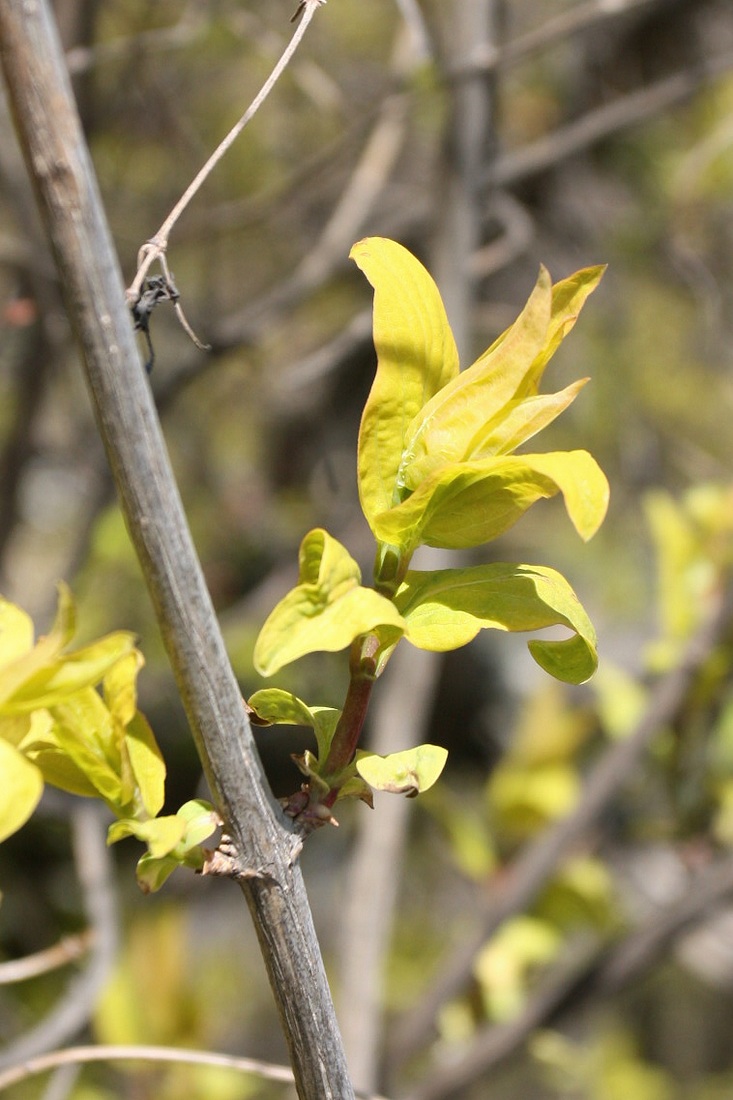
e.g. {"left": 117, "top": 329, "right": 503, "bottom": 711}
{"left": 4, "top": 0, "right": 733, "bottom": 1098}
{"left": 0, "top": 802, "right": 118, "bottom": 1069}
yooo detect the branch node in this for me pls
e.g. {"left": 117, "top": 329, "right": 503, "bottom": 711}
{"left": 202, "top": 834, "right": 262, "bottom": 880}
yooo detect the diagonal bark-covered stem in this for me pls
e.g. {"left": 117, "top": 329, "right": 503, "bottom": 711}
{"left": 0, "top": 6, "right": 354, "bottom": 1098}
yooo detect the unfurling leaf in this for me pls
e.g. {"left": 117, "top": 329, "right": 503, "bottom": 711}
{"left": 372, "top": 450, "right": 609, "bottom": 554}
{"left": 108, "top": 815, "right": 186, "bottom": 858}
{"left": 254, "top": 528, "right": 406, "bottom": 676}
{"left": 350, "top": 238, "right": 459, "bottom": 533}
{"left": 353, "top": 242, "right": 606, "bottom": 564}
{"left": 49, "top": 688, "right": 127, "bottom": 806}
{"left": 394, "top": 563, "right": 598, "bottom": 684}
{"left": 125, "top": 711, "right": 166, "bottom": 818}
{"left": 0, "top": 597, "right": 34, "bottom": 670}
{"left": 174, "top": 799, "right": 219, "bottom": 852}
{"left": 356, "top": 744, "right": 448, "bottom": 796}
{"left": 397, "top": 266, "right": 554, "bottom": 490}
{"left": 248, "top": 688, "right": 340, "bottom": 763}
{"left": 0, "top": 586, "right": 170, "bottom": 830}
{"left": 1, "top": 629, "right": 137, "bottom": 715}
{"left": 134, "top": 853, "right": 181, "bottom": 894}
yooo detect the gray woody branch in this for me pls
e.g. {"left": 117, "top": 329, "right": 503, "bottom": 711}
{"left": 0, "top": 4, "right": 353, "bottom": 1098}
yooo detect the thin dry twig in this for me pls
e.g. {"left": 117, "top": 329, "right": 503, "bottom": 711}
{"left": 0, "top": 1046, "right": 292, "bottom": 1094}
{"left": 0, "top": 932, "right": 94, "bottom": 987}
{"left": 0, "top": 804, "right": 119, "bottom": 1070}
{"left": 0, "top": 1044, "right": 392, "bottom": 1100}
{"left": 126, "top": 0, "right": 326, "bottom": 305}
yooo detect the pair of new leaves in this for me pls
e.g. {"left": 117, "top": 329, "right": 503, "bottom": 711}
{"left": 249, "top": 237, "right": 608, "bottom": 801}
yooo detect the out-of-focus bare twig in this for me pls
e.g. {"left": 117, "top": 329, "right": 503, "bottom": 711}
{"left": 404, "top": 851, "right": 733, "bottom": 1100}
{"left": 339, "top": 642, "right": 444, "bottom": 1094}
{"left": 487, "top": 48, "right": 733, "bottom": 188}
{"left": 0, "top": 931, "right": 93, "bottom": 986}
{"left": 0, "top": 1043, "right": 393, "bottom": 1099}
{"left": 450, "top": 0, "right": 669, "bottom": 82}
{"left": 0, "top": 803, "right": 119, "bottom": 1069}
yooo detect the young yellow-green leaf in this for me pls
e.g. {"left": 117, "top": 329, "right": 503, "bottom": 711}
{"left": 254, "top": 528, "right": 406, "bottom": 676}
{"left": 398, "top": 267, "right": 552, "bottom": 491}
{"left": 335, "top": 774, "right": 374, "bottom": 806}
{"left": 1, "top": 631, "right": 137, "bottom": 714}
{"left": 248, "top": 688, "right": 340, "bottom": 763}
{"left": 351, "top": 237, "right": 459, "bottom": 533}
{"left": 373, "top": 451, "right": 609, "bottom": 554}
{"left": 0, "top": 740, "right": 43, "bottom": 842}
{"left": 0, "top": 597, "right": 34, "bottom": 669}
{"left": 49, "top": 689, "right": 126, "bottom": 807}
{"left": 356, "top": 744, "right": 448, "bottom": 796}
{"left": 125, "top": 711, "right": 166, "bottom": 818}
{"left": 134, "top": 852, "right": 180, "bottom": 894}
{"left": 249, "top": 688, "right": 321, "bottom": 727}
{"left": 518, "top": 265, "right": 606, "bottom": 399}
{"left": 174, "top": 799, "right": 219, "bottom": 854}
{"left": 108, "top": 815, "right": 186, "bottom": 858}
{"left": 461, "top": 378, "right": 588, "bottom": 464}
{"left": 0, "top": 584, "right": 76, "bottom": 708}
{"left": 394, "top": 563, "right": 598, "bottom": 684}
{"left": 104, "top": 650, "right": 143, "bottom": 729}
{"left": 18, "top": 709, "right": 101, "bottom": 798}
{"left": 0, "top": 713, "right": 31, "bottom": 748}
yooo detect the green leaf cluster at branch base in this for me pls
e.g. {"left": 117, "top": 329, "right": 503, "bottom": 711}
{"left": 0, "top": 586, "right": 216, "bottom": 891}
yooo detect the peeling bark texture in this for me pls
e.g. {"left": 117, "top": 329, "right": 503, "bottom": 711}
{"left": 0, "top": 4, "right": 353, "bottom": 1097}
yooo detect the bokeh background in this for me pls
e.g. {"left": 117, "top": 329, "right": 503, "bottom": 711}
{"left": 3, "top": 0, "right": 733, "bottom": 1097}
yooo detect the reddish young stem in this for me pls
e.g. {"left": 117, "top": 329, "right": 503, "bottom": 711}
{"left": 322, "top": 635, "right": 380, "bottom": 779}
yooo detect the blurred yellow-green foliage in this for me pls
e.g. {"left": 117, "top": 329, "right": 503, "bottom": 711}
{"left": 4, "top": 1, "right": 733, "bottom": 1098}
